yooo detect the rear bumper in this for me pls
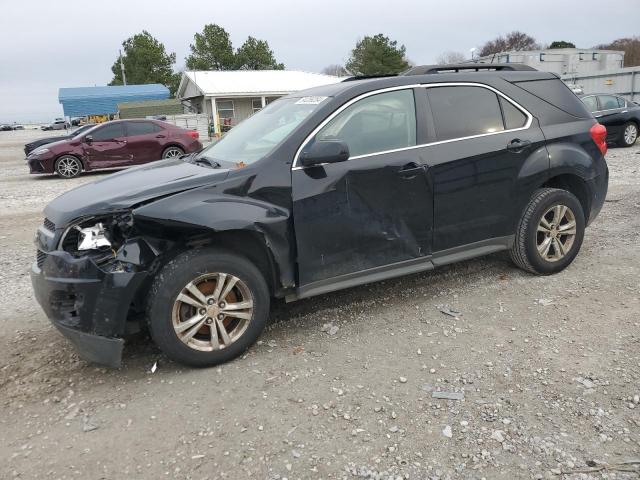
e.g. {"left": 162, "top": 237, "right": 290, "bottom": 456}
{"left": 586, "top": 164, "right": 608, "bottom": 225}
{"left": 30, "top": 250, "right": 148, "bottom": 367}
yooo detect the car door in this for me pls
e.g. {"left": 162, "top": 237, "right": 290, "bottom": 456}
{"left": 83, "top": 123, "right": 131, "bottom": 169}
{"left": 291, "top": 88, "right": 433, "bottom": 289}
{"left": 595, "top": 95, "right": 630, "bottom": 141}
{"left": 422, "top": 84, "right": 548, "bottom": 253}
{"left": 124, "top": 121, "right": 165, "bottom": 164}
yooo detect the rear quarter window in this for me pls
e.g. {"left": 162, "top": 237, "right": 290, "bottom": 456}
{"left": 515, "top": 79, "right": 591, "bottom": 118}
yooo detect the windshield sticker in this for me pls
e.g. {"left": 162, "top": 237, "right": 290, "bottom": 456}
{"left": 295, "top": 96, "right": 328, "bottom": 105}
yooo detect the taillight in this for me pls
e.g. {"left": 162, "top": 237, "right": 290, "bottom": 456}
{"left": 590, "top": 123, "right": 607, "bottom": 156}
{"left": 187, "top": 130, "right": 199, "bottom": 140}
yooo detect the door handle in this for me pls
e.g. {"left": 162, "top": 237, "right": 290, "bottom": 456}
{"left": 507, "top": 139, "right": 532, "bottom": 153}
{"left": 398, "top": 162, "right": 425, "bottom": 178}
{"left": 155, "top": 134, "right": 166, "bottom": 138}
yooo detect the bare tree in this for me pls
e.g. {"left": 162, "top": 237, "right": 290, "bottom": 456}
{"left": 436, "top": 51, "right": 466, "bottom": 65}
{"left": 478, "top": 31, "right": 540, "bottom": 57}
{"left": 321, "top": 64, "right": 349, "bottom": 76}
{"left": 595, "top": 36, "right": 640, "bottom": 67}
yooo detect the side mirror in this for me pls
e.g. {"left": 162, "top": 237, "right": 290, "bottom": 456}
{"left": 84, "top": 135, "right": 93, "bottom": 144}
{"left": 299, "top": 140, "right": 349, "bottom": 167}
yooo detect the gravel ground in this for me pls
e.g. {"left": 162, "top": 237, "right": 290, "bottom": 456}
{"left": 0, "top": 129, "right": 638, "bottom": 480}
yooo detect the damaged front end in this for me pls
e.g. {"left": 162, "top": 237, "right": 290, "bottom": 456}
{"left": 31, "top": 212, "right": 160, "bottom": 367}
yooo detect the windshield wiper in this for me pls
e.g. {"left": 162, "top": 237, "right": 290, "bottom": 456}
{"left": 193, "top": 156, "right": 222, "bottom": 168}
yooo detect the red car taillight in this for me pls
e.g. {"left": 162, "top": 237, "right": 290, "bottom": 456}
{"left": 590, "top": 123, "right": 607, "bottom": 156}
{"left": 187, "top": 130, "right": 199, "bottom": 140}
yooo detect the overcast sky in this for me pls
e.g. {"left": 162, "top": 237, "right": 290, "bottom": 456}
{"left": 1, "top": 0, "right": 638, "bottom": 123}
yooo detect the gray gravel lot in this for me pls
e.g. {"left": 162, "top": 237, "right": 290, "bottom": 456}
{"left": 0, "top": 129, "right": 639, "bottom": 480}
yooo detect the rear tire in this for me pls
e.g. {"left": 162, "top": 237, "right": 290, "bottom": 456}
{"left": 621, "top": 122, "right": 638, "bottom": 147}
{"left": 510, "top": 188, "right": 585, "bottom": 275}
{"left": 147, "top": 248, "right": 270, "bottom": 367}
{"left": 55, "top": 155, "right": 82, "bottom": 179}
{"left": 162, "top": 146, "right": 184, "bottom": 159}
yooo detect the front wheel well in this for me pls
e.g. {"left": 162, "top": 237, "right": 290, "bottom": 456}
{"left": 541, "top": 174, "right": 590, "bottom": 216}
{"left": 126, "top": 229, "right": 279, "bottom": 333}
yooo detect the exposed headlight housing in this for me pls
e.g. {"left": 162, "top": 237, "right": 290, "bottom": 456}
{"left": 60, "top": 212, "right": 133, "bottom": 255}
{"left": 76, "top": 223, "right": 112, "bottom": 250}
{"left": 32, "top": 147, "right": 50, "bottom": 156}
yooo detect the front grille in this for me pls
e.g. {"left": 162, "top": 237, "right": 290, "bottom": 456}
{"left": 36, "top": 250, "right": 46, "bottom": 268}
{"left": 43, "top": 218, "right": 55, "bottom": 232}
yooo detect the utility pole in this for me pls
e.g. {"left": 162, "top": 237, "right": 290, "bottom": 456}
{"left": 119, "top": 49, "right": 127, "bottom": 86}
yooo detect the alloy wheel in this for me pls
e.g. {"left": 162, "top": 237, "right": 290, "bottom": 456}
{"left": 163, "top": 148, "right": 183, "bottom": 158}
{"left": 172, "top": 273, "right": 254, "bottom": 352}
{"left": 536, "top": 204, "right": 577, "bottom": 262}
{"left": 57, "top": 157, "right": 80, "bottom": 178}
{"left": 624, "top": 124, "right": 638, "bottom": 145}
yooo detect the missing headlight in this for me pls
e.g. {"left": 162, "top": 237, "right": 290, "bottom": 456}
{"left": 76, "top": 223, "right": 112, "bottom": 251}
{"left": 61, "top": 212, "right": 133, "bottom": 255}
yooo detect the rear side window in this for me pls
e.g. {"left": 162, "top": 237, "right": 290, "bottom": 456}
{"left": 515, "top": 79, "right": 590, "bottom": 118}
{"left": 91, "top": 123, "right": 125, "bottom": 141}
{"left": 427, "top": 86, "right": 504, "bottom": 141}
{"left": 499, "top": 97, "right": 528, "bottom": 129}
{"left": 315, "top": 89, "right": 416, "bottom": 157}
{"left": 582, "top": 96, "right": 598, "bottom": 112}
{"left": 126, "top": 122, "right": 161, "bottom": 136}
{"left": 598, "top": 95, "right": 621, "bottom": 110}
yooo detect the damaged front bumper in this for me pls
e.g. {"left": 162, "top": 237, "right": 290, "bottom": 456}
{"left": 30, "top": 248, "right": 149, "bottom": 368}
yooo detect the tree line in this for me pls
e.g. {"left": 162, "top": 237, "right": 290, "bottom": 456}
{"left": 109, "top": 25, "right": 284, "bottom": 95}
{"left": 108, "top": 26, "right": 640, "bottom": 96}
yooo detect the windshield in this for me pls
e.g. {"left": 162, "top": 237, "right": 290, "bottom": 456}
{"left": 197, "top": 96, "right": 327, "bottom": 166}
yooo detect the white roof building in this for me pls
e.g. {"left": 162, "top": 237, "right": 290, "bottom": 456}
{"left": 177, "top": 70, "right": 342, "bottom": 135}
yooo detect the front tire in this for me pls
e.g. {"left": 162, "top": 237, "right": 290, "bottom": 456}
{"left": 147, "top": 248, "right": 270, "bottom": 367}
{"left": 621, "top": 122, "right": 638, "bottom": 147}
{"left": 55, "top": 155, "right": 82, "bottom": 179}
{"left": 162, "top": 146, "right": 185, "bottom": 159}
{"left": 510, "top": 188, "right": 585, "bottom": 275}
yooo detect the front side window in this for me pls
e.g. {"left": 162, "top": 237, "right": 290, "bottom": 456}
{"left": 427, "top": 86, "right": 504, "bottom": 141}
{"left": 598, "top": 95, "right": 620, "bottom": 110}
{"left": 91, "top": 123, "right": 125, "bottom": 141}
{"left": 311, "top": 89, "right": 417, "bottom": 158}
{"left": 582, "top": 96, "right": 598, "bottom": 113}
{"left": 617, "top": 96, "right": 627, "bottom": 108}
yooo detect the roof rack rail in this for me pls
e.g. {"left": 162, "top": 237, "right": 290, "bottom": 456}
{"left": 403, "top": 63, "right": 537, "bottom": 75}
{"left": 341, "top": 73, "right": 399, "bottom": 82}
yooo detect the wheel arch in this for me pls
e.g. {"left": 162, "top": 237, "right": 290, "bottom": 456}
{"left": 540, "top": 173, "right": 590, "bottom": 218}
{"left": 162, "top": 143, "right": 185, "bottom": 155}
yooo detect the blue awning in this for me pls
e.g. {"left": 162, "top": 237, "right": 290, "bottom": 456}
{"left": 58, "top": 84, "right": 170, "bottom": 117}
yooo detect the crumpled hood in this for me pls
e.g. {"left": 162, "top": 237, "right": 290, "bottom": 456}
{"left": 44, "top": 159, "right": 230, "bottom": 227}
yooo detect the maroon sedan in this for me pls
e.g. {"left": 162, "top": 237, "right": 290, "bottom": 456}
{"left": 27, "top": 119, "right": 202, "bottom": 178}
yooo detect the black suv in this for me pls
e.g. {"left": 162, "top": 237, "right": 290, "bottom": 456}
{"left": 31, "top": 64, "right": 609, "bottom": 368}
